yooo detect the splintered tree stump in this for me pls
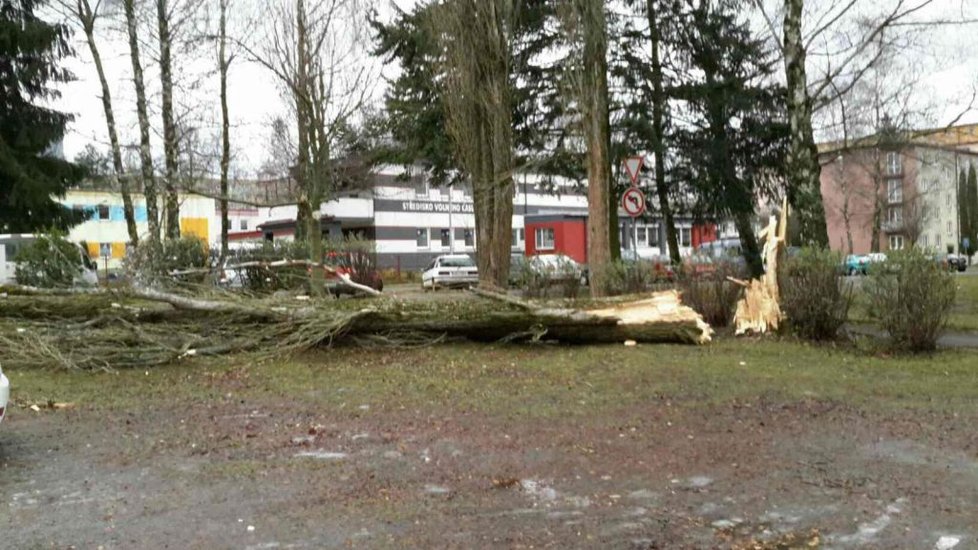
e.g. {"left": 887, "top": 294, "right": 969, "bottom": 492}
{"left": 730, "top": 198, "right": 789, "bottom": 335}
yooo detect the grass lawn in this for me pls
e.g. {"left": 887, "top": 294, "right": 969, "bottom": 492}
{"left": 4, "top": 336, "right": 977, "bottom": 547}
{"left": 850, "top": 273, "right": 978, "bottom": 333}
{"left": 10, "top": 338, "right": 976, "bottom": 418}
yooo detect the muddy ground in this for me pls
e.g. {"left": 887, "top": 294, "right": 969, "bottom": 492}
{"left": 1, "top": 340, "right": 976, "bottom": 549}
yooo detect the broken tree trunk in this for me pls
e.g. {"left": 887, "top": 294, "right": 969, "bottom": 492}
{"left": 0, "top": 287, "right": 711, "bottom": 370}
{"left": 728, "top": 199, "right": 788, "bottom": 335}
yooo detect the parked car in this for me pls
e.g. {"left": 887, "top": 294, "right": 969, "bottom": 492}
{"left": 0, "top": 234, "right": 98, "bottom": 286}
{"left": 844, "top": 254, "right": 869, "bottom": 275}
{"left": 946, "top": 253, "right": 968, "bottom": 272}
{"left": 325, "top": 251, "right": 383, "bottom": 296}
{"left": 845, "top": 252, "right": 886, "bottom": 275}
{"left": 528, "top": 254, "right": 584, "bottom": 283}
{"left": 0, "top": 363, "right": 8, "bottom": 426}
{"left": 422, "top": 254, "right": 479, "bottom": 289}
{"left": 619, "top": 250, "right": 676, "bottom": 282}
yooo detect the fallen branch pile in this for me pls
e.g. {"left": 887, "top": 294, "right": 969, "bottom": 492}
{"left": 0, "top": 285, "right": 711, "bottom": 370}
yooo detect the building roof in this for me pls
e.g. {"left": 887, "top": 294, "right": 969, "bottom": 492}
{"left": 818, "top": 123, "right": 978, "bottom": 155}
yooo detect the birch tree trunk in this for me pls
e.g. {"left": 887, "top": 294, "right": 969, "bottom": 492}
{"left": 122, "top": 0, "right": 161, "bottom": 243}
{"left": 783, "top": 0, "right": 828, "bottom": 247}
{"left": 76, "top": 0, "right": 138, "bottom": 244}
{"left": 218, "top": 0, "right": 231, "bottom": 262}
{"left": 156, "top": 0, "right": 181, "bottom": 239}
{"left": 647, "top": 0, "right": 679, "bottom": 265}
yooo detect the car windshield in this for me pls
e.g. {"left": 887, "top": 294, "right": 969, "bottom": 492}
{"left": 440, "top": 256, "right": 475, "bottom": 268}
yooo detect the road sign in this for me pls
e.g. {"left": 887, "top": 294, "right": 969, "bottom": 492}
{"left": 621, "top": 187, "right": 646, "bottom": 218}
{"left": 623, "top": 156, "right": 644, "bottom": 187}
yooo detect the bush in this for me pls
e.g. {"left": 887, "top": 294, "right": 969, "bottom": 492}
{"left": 226, "top": 240, "right": 310, "bottom": 292}
{"left": 514, "top": 258, "right": 583, "bottom": 299}
{"left": 781, "top": 247, "right": 853, "bottom": 340}
{"left": 14, "top": 233, "right": 93, "bottom": 288}
{"left": 677, "top": 260, "right": 744, "bottom": 327}
{"left": 126, "top": 236, "right": 209, "bottom": 284}
{"left": 865, "top": 248, "right": 956, "bottom": 352}
{"left": 605, "top": 260, "right": 654, "bottom": 296}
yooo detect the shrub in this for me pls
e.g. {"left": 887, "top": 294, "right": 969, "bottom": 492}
{"left": 126, "top": 236, "right": 209, "bottom": 284}
{"left": 14, "top": 232, "right": 93, "bottom": 288}
{"left": 781, "top": 247, "right": 853, "bottom": 340}
{"left": 864, "top": 248, "right": 956, "bottom": 352}
{"left": 605, "top": 260, "right": 654, "bottom": 296}
{"left": 678, "top": 260, "right": 744, "bottom": 327}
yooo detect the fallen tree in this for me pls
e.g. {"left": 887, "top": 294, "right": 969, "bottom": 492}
{"left": 0, "top": 286, "right": 711, "bottom": 370}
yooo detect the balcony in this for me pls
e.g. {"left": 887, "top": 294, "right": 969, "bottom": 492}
{"left": 882, "top": 220, "right": 904, "bottom": 233}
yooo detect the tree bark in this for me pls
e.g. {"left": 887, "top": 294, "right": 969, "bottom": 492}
{"left": 123, "top": 0, "right": 161, "bottom": 243}
{"left": 783, "top": 0, "right": 828, "bottom": 247}
{"left": 579, "top": 0, "right": 613, "bottom": 297}
{"left": 77, "top": 0, "right": 139, "bottom": 244}
{"left": 218, "top": 0, "right": 231, "bottom": 263}
{"left": 647, "top": 0, "right": 680, "bottom": 265}
{"left": 156, "top": 0, "right": 181, "bottom": 239}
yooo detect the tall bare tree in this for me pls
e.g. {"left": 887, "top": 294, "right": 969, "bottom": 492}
{"left": 248, "top": 0, "right": 371, "bottom": 292}
{"left": 122, "top": 0, "right": 161, "bottom": 243}
{"left": 428, "top": 0, "right": 515, "bottom": 288}
{"left": 754, "top": 0, "right": 941, "bottom": 246}
{"left": 57, "top": 0, "right": 139, "bottom": 244}
{"left": 563, "top": 0, "right": 614, "bottom": 296}
{"left": 218, "top": 0, "right": 232, "bottom": 262}
{"left": 645, "top": 0, "right": 679, "bottom": 265}
{"left": 156, "top": 0, "right": 181, "bottom": 238}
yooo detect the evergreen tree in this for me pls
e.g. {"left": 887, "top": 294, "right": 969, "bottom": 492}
{"left": 669, "top": 1, "right": 788, "bottom": 277}
{"left": 959, "top": 168, "right": 970, "bottom": 255}
{"left": 0, "top": 0, "right": 85, "bottom": 233}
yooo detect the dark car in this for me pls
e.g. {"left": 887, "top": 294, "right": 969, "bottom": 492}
{"left": 946, "top": 253, "right": 968, "bottom": 273}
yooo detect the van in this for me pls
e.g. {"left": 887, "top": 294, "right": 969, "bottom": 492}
{"left": 0, "top": 234, "right": 99, "bottom": 286}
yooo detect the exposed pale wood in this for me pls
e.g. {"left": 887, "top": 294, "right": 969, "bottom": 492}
{"left": 732, "top": 199, "right": 789, "bottom": 335}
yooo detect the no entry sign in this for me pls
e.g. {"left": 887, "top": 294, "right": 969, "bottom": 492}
{"left": 621, "top": 187, "right": 646, "bottom": 218}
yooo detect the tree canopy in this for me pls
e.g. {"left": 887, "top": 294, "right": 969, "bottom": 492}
{"left": 0, "top": 0, "right": 85, "bottom": 233}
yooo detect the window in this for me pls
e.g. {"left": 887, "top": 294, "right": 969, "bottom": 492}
{"left": 889, "top": 235, "right": 904, "bottom": 250}
{"left": 947, "top": 193, "right": 952, "bottom": 207}
{"left": 679, "top": 227, "right": 692, "bottom": 247}
{"left": 887, "top": 179, "right": 903, "bottom": 203}
{"left": 512, "top": 228, "right": 525, "bottom": 248}
{"left": 99, "top": 242, "right": 112, "bottom": 257}
{"left": 239, "top": 219, "right": 248, "bottom": 231}
{"left": 464, "top": 229, "right": 474, "bottom": 247}
{"left": 888, "top": 207, "right": 903, "bottom": 224}
{"left": 414, "top": 176, "right": 429, "bottom": 196}
{"left": 886, "top": 152, "right": 901, "bottom": 175}
{"left": 97, "top": 204, "right": 110, "bottom": 220}
{"left": 535, "top": 227, "right": 555, "bottom": 250}
{"left": 416, "top": 228, "right": 429, "bottom": 248}
{"left": 936, "top": 234, "right": 942, "bottom": 246}
{"left": 636, "top": 227, "right": 647, "bottom": 247}
{"left": 647, "top": 225, "right": 660, "bottom": 248}
{"left": 440, "top": 228, "right": 451, "bottom": 248}
{"left": 922, "top": 235, "right": 929, "bottom": 247}
{"left": 948, "top": 221, "right": 953, "bottom": 235}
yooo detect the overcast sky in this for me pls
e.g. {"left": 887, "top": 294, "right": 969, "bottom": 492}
{"left": 54, "top": 0, "right": 978, "bottom": 176}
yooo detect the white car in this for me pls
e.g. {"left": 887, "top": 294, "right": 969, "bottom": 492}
{"left": 528, "top": 253, "right": 584, "bottom": 282}
{"left": 0, "top": 363, "right": 9, "bottom": 426}
{"left": 422, "top": 254, "right": 479, "bottom": 289}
